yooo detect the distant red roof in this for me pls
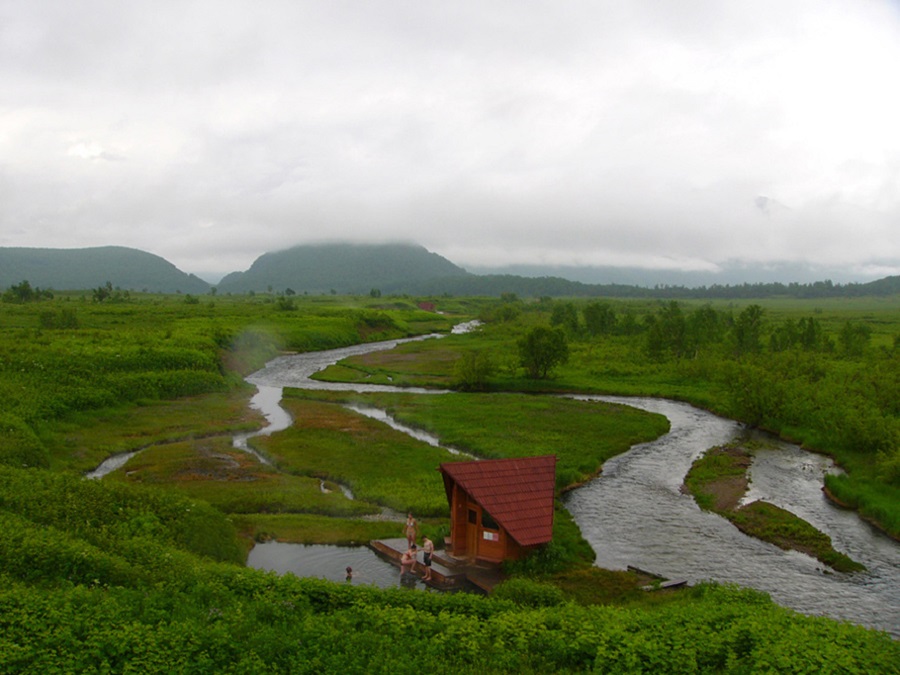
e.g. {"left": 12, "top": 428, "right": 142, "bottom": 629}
{"left": 439, "top": 455, "right": 556, "bottom": 547}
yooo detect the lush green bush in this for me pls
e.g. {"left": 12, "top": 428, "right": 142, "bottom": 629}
{"left": 825, "top": 473, "right": 900, "bottom": 537}
{"left": 492, "top": 577, "right": 567, "bottom": 607}
{"left": 0, "top": 466, "right": 244, "bottom": 568}
{"left": 0, "top": 574, "right": 895, "bottom": 673}
{"left": 0, "top": 413, "right": 49, "bottom": 469}
{"left": 0, "top": 511, "right": 144, "bottom": 586}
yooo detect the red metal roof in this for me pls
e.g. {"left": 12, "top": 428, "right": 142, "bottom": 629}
{"left": 439, "top": 455, "right": 556, "bottom": 547}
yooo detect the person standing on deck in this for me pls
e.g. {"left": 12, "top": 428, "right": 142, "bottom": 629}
{"left": 421, "top": 536, "right": 434, "bottom": 581}
{"left": 404, "top": 513, "right": 419, "bottom": 547}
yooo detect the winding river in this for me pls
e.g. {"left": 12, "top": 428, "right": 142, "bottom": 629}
{"left": 564, "top": 396, "right": 900, "bottom": 637}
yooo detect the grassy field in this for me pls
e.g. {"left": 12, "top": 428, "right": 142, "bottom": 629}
{"left": 255, "top": 396, "right": 457, "bottom": 517}
{"left": 104, "top": 435, "right": 379, "bottom": 518}
{"left": 40, "top": 387, "right": 263, "bottom": 473}
{"left": 337, "top": 390, "right": 671, "bottom": 491}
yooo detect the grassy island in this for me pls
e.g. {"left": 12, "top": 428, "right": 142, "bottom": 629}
{"left": 683, "top": 444, "right": 865, "bottom": 573}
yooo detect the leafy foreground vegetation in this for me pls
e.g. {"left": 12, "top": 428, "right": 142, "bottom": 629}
{"left": 683, "top": 444, "right": 865, "bottom": 573}
{"left": 1, "top": 291, "right": 898, "bottom": 670}
{"left": 4, "top": 575, "right": 898, "bottom": 673}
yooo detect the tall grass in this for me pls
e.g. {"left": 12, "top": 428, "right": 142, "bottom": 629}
{"left": 358, "top": 391, "right": 670, "bottom": 491}
{"left": 825, "top": 474, "right": 900, "bottom": 539}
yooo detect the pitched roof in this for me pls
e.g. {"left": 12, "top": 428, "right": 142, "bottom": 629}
{"left": 439, "top": 455, "right": 556, "bottom": 547}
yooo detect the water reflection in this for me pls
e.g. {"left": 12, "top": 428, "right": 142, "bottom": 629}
{"left": 248, "top": 541, "right": 427, "bottom": 590}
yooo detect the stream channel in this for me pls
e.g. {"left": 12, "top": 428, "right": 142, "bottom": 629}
{"left": 97, "top": 324, "right": 900, "bottom": 634}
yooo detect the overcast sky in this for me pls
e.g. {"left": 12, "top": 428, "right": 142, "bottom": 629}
{"left": 2, "top": 1, "right": 899, "bottom": 283}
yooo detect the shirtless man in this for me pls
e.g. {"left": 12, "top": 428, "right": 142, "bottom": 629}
{"left": 400, "top": 544, "right": 417, "bottom": 578}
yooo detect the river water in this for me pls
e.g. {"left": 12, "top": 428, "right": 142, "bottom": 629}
{"left": 226, "top": 329, "right": 900, "bottom": 635}
{"left": 563, "top": 396, "right": 900, "bottom": 637}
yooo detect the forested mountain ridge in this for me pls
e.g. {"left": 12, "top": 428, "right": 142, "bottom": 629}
{"left": 0, "top": 246, "right": 210, "bottom": 294}
{"left": 216, "top": 242, "right": 469, "bottom": 294}
{"left": 414, "top": 272, "right": 900, "bottom": 299}
{"left": 2, "top": 243, "right": 897, "bottom": 298}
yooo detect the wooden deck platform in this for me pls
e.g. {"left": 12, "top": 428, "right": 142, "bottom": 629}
{"left": 368, "top": 538, "right": 505, "bottom": 593}
{"left": 628, "top": 565, "right": 688, "bottom": 591}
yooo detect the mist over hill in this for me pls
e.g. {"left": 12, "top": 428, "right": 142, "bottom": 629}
{"left": 0, "top": 246, "right": 210, "bottom": 294}
{"left": 467, "top": 261, "right": 893, "bottom": 288}
{"left": 215, "top": 242, "right": 469, "bottom": 294}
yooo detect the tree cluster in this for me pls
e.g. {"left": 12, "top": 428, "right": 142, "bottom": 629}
{"left": 518, "top": 326, "right": 569, "bottom": 379}
{"left": 2, "top": 280, "right": 53, "bottom": 303}
{"left": 92, "top": 281, "right": 130, "bottom": 303}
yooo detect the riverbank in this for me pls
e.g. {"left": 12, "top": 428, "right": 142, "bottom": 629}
{"left": 822, "top": 485, "right": 900, "bottom": 545}
{"left": 683, "top": 443, "right": 865, "bottom": 574}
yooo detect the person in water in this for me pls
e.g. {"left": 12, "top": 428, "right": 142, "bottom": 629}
{"left": 421, "top": 536, "right": 434, "bottom": 581}
{"left": 345, "top": 566, "right": 353, "bottom": 582}
{"left": 400, "top": 544, "right": 417, "bottom": 578}
{"left": 404, "top": 513, "right": 418, "bottom": 547}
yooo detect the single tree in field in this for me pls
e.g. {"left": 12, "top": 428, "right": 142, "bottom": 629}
{"left": 518, "top": 326, "right": 569, "bottom": 379}
{"left": 584, "top": 301, "right": 616, "bottom": 336}
{"left": 732, "top": 304, "right": 765, "bottom": 357}
{"left": 550, "top": 301, "right": 580, "bottom": 335}
{"left": 454, "top": 350, "right": 495, "bottom": 391}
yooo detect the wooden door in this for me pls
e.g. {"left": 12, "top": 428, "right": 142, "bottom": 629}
{"left": 466, "top": 507, "right": 479, "bottom": 559}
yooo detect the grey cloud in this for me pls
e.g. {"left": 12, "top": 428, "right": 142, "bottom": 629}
{"left": 1, "top": 0, "right": 898, "bottom": 280}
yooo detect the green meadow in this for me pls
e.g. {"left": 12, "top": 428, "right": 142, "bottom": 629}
{"left": 294, "top": 390, "right": 672, "bottom": 492}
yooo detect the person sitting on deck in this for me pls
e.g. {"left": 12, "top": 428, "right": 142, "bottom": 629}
{"left": 400, "top": 545, "right": 417, "bottom": 577}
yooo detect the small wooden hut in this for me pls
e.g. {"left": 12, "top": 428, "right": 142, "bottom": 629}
{"left": 439, "top": 455, "right": 556, "bottom": 564}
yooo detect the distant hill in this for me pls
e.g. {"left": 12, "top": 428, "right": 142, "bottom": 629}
{"left": 2, "top": 242, "right": 897, "bottom": 300}
{"left": 216, "top": 242, "right": 470, "bottom": 294}
{"left": 855, "top": 275, "right": 900, "bottom": 296}
{"left": 0, "top": 246, "right": 210, "bottom": 294}
{"left": 215, "top": 244, "right": 900, "bottom": 298}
